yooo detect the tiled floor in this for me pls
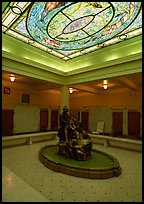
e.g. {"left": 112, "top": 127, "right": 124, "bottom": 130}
{"left": 2, "top": 139, "right": 142, "bottom": 202}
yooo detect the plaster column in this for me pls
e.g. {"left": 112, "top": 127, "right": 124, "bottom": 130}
{"left": 123, "top": 108, "right": 128, "bottom": 136}
{"left": 48, "top": 108, "right": 51, "bottom": 130}
{"left": 60, "top": 85, "right": 69, "bottom": 112}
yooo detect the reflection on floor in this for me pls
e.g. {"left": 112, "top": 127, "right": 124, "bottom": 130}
{"left": 2, "top": 139, "right": 142, "bottom": 202}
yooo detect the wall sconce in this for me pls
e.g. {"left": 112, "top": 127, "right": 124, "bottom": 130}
{"left": 69, "top": 87, "right": 73, "bottom": 93}
{"left": 103, "top": 80, "right": 108, "bottom": 89}
{"left": 10, "top": 74, "right": 15, "bottom": 82}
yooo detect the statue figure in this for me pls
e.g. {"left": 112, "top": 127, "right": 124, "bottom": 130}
{"left": 57, "top": 106, "right": 92, "bottom": 161}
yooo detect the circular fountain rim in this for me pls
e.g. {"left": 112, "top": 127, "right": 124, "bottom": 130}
{"left": 39, "top": 144, "right": 122, "bottom": 179}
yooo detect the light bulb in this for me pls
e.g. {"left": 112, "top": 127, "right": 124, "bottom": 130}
{"left": 69, "top": 88, "right": 73, "bottom": 93}
{"left": 10, "top": 76, "right": 15, "bottom": 82}
{"left": 103, "top": 84, "right": 108, "bottom": 89}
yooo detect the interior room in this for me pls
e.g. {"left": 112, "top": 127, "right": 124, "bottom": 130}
{"left": 2, "top": 2, "right": 142, "bottom": 202}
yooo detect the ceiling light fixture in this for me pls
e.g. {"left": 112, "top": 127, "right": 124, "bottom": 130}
{"left": 69, "top": 87, "right": 73, "bottom": 93}
{"left": 103, "top": 80, "right": 108, "bottom": 89}
{"left": 10, "top": 74, "right": 15, "bottom": 82}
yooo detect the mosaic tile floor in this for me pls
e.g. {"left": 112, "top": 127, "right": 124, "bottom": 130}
{"left": 2, "top": 139, "right": 142, "bottom": 202}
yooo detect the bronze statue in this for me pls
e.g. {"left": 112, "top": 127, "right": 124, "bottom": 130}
{"left": 57, "top": 106, "right": 92, "bottom": 161}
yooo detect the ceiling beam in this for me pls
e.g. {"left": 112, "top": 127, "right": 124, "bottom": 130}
{"left": 118, "top": 77, "right": 138, "bottom": 91}
{"left": 71, "top": 84, "right": 100, "bottom": 95}
{"left": 36, "top": 84, "right": 61, "bottom": 91}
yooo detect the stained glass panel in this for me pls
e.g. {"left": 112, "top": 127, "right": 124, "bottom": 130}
{"left": 2, "top": 2, "right": 142, "bottom": 60}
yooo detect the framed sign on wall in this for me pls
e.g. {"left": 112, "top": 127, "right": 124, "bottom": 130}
{"left": 4, "top": 87, "right": 10, "bottom": 94}
{"left": 22, "top": 93, "right": 30, "bottom": 103}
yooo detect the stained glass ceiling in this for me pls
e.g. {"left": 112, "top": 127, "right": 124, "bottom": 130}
{"left": 2, "top": 2, "right": 142, "bottom": 61}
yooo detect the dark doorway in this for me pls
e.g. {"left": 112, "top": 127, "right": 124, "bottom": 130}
{"left": 2, "top": 109, "right": 14, "bottom": 136}
{"left": 112, "top": 112, "right": 123, "bottom": 136}
{"left": 81, "top": 111, "right": 89, "bottom": 131}
{"left": 40, "top": 109, "right": 48, "bottom": 131}
{"left": 128, "top": 112, "right": 140, "bottom": 138}
{"left": 51, "top": 110, "right": 58, "bottom": 130}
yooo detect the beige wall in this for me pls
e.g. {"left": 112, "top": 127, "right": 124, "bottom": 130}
{"left": 88, "top": 108, "right": 112, "bottom": 133}
{"left": 2, "top": 79, "right": 142, "bottom": 136}
{"left": 69, "top": 91, "right": 142, "bottom": 137}
{"left": 2, "top": 80, "right": 60, "bottom": 109}
{"left": 2, "top": 79, "right": 141, "bottom": 111}
{"left": 13, "top": 105, "right": 40, "bottom": 134}
{"left": 69, "top": 91, "right": 142, "bottom": 110}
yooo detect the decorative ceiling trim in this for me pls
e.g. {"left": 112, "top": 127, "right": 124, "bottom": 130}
{"left": 2, "top": 33, "right": 142, "bottom": 75}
